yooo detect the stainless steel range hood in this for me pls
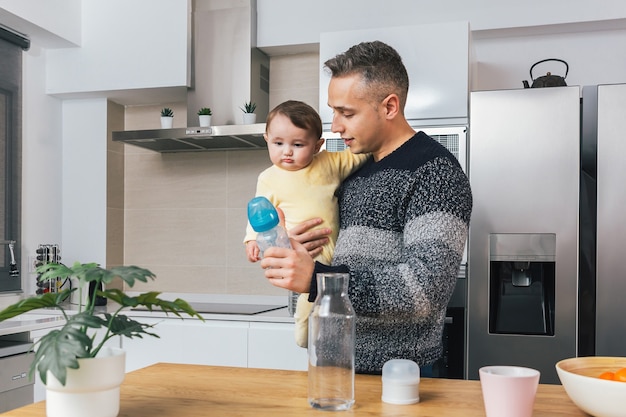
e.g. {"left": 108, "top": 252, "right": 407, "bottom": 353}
{"left": 113, "top": 0, "right": 269, "bottom": 153}
{"left": 113, "top": 123, "right": 266, "bottom": 153}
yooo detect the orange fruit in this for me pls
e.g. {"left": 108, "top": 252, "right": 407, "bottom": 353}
{"left": 599, "top": 371, "right": 615, "bottom": 380}
{"left": 613, "top": 367, "right": 626, "bottom": 382}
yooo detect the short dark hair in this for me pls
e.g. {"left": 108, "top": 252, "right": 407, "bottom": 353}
{"left": 324, "top": 40, "right": 409, "bottom": 109}
{"left": 266, "top": 100, "right": 322, "bottom": 140}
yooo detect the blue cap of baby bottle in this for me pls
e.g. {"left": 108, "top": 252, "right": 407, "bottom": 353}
{"left": 247, "top": 196, "right": 279, "bottom": 233}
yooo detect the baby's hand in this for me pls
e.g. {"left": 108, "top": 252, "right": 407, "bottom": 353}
{"left": 245, "top": 240, "right": 261, "bottom": 262}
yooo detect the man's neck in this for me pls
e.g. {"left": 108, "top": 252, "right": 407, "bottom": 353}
{"left": 373, "top": 122, "right": 416, "bottom": 161}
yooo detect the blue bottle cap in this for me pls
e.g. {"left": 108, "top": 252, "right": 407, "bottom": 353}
{"left": 247, "top": 196, "right": 280, "bottom": 233}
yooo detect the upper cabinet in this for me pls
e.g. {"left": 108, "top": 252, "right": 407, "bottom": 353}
{"left": 44, "top": 0, "right": 190, "bottom": 104}
{"left": 319, "top": 22, "right": 472, "bottom": 128}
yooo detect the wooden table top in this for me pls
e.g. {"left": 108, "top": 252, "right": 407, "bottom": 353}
{"left": 1, "top": 363, "right": 586, "bottom": 416}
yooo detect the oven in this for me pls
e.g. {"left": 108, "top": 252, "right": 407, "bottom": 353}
{"left": 0, "top": 338, "right": 34, "bottom": 413}
{"left": 433, "top": 264, "right": 467, "bottom": 379}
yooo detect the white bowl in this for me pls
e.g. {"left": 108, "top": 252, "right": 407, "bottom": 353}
{"left": 556, "top": 356, "right": 626, "bottom": 417}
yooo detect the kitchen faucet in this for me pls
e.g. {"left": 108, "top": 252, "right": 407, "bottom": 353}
{"left": 1, "top": 239, "right": 19, "bottom": 277}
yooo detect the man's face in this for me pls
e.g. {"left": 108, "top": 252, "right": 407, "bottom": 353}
{"left": 327, "top": 74, "right": 386, "bottom": 159}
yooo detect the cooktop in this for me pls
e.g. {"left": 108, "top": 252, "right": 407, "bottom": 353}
{"left": 132, "top": 302, "right": 286, "bottom": 316}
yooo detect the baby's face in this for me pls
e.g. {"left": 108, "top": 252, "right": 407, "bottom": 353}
{"left": 265, "top": 114, "right": 323, "bottom": 171}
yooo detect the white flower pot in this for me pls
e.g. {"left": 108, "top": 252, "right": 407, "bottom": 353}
{"left": 242, "top": 113, "right": 257, "bottom": 124}
{"left": 199, "top": 115, "right": 212, "bottom": 127}
{"left": 45, "top": 347, "right": 126, "bottom": 417}
{"left": 160, "top": 116, "right": 173, "bottom": 129}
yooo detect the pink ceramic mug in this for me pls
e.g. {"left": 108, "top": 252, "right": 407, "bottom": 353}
{"left": 479, "top": 366, "right": 540, "bottom": 417}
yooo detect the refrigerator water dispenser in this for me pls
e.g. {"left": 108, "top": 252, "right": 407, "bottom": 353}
{"left": 488, "top": 234, "right": 556, "bottom": 336}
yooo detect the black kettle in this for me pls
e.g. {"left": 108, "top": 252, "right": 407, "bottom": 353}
{"left": 522, "top": 58, "right": 568, "bottom": 88}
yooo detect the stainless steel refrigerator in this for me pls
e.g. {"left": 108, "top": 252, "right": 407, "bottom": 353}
{"left": 467, "top": 87, "right": 583, "bottom": 384}
{"left": 583, "top": 83, "right": 626, "bottom": 358}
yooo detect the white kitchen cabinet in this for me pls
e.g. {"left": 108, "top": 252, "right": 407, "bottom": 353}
{"left": 122, "top": 318, "right": 307, "bottom": 373}
{"left": 248, "top": 322, "right": 308, "bottom": 371}
{"left": 45, "top": 1, "right": 189, "bottom": 98}
{"left": 121, "top": 318, "right": 249, "bottom": 372}
{"left": 30, "top": 327, "right": 62, "bottom": 403}
{"left": 319, "top": 21, "right": 471, "bottom": 127}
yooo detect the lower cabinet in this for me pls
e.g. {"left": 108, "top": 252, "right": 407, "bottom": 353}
{"left": 28, "top": 315, "right": 306, "bottom": 403}
{"left": 248, "top": 322, "right": 308, "bottom": 371}
{"left": 30, "top": 326, "right": 62, "bottom": 403}
{"left": 122, "top": 318, "right": 249, "bottom": 372}
{"left": 123, "top": 318, "right": 307, "bottom": 372}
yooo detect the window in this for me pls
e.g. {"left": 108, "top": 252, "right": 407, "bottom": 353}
{"left": 0, "top": 25, "right": 27, "bottom": 292}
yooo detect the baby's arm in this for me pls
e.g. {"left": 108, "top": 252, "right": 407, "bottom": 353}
{"left": 245, "top": 240, "right": 261, "bottom": 262}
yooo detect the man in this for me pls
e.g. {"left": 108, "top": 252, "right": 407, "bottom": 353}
{"left": 260, "top": 40, "right": 472, "bottom": 374}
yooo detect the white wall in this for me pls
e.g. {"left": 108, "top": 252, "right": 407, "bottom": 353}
{"left": 0, "top": 0, "right": 81, "bottom": 47}
{"left": 61, "top": 98, "right": 108, "bottom": 267}
{"left": 473, "top": 28, "right": 626, "bottom": 91}
{"left": 0, "top": 1, "right": 190, "bottom": 304}
{"left": 20, "top": 45, "right": 64, "bottom": 297}
{"left": 1, "top": 0, "right": 77, "bottom": 290}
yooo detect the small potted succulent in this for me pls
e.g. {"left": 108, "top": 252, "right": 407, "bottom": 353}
{"left": 240, "top": 101, "right": 257, "bottom": 124}
{"left": 0, "top": 262, "right": 202, "bottom": 417}
{"left": 197, "top": 107, "right": 212, "bottom": 127}
{"left": 160, "top": 107, "right": 174, "bottom": 128}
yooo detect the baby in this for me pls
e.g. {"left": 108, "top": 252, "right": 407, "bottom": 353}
{"left": 244, "top": 100, "right": 368, "bottom": 347}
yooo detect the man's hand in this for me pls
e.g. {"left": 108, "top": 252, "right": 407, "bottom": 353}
{"left": 260, "top": 241, "right": 315, "bottom": 293}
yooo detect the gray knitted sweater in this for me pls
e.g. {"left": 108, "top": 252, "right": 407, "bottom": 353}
{"left": 311, "top": 131, "right": 472, "bottom": 374}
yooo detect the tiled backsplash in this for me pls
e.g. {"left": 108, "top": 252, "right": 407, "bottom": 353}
{"left": 112, "top": 52, "right": 320, "bottom": 296}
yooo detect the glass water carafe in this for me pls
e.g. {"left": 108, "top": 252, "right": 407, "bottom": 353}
{"left": 308, "top": 272, "right": 355, "bottom": 411}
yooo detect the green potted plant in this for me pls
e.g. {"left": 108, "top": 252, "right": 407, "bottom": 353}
{"left": 0, "top": 262, "right": 202, "bottom": 417}
{"left": 160, "top": 107, "right": 174, "bottom": 128}
{"left": 240, "top": 101, "right": 257, "bottom": 124}
{"left": 197, "top": 107, "right": 212, "bottom": 127}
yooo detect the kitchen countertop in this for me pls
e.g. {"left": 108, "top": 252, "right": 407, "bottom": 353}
{"left": 0, "top": 314, "right": 67, "bottom": 337}
{"left": 0, "top": 363, "right": 586, "bottom": 416}
{"left": 123, "top": 292, "right": 293, "bottom": 322}
{"left": 0, "top": 293, "right": 293, "bottom": 337}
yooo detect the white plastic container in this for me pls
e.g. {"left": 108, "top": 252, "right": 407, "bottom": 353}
{"left": 381, "top": 359, "right": 420, "bottom": 405}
